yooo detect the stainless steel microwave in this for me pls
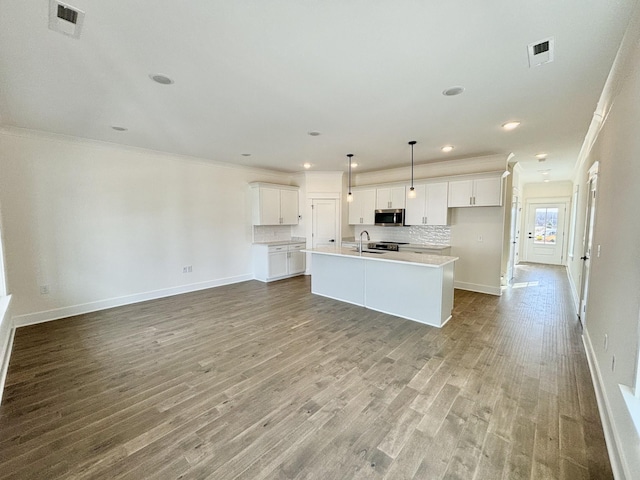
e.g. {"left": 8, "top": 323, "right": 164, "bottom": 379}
{"left": 374, "top": 209, "right": 405, "bottom": 226}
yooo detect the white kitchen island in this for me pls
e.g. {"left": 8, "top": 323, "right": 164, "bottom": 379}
{"left": 304, "top": 247, "right": 458, "bottom": 327}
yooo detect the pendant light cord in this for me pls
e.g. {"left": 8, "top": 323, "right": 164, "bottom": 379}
{"left": 347, "top": 154, "right": 353, "bottom": 194}
{"left": 409, "top": 141, "right": 417, "bottom": 189}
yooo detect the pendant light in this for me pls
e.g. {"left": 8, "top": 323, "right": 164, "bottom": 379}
{"left": 347, "top": 154, "right": 354, "bottom": 203}
{"left": 407, "top": 141, "right": 417, "bottom": 199}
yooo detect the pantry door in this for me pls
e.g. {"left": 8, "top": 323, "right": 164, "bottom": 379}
{"left": 524, "top": 202, "right": 567, "bottom": 265}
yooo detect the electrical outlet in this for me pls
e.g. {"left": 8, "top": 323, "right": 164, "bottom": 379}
{"left": 40, "top": 285, "right": 50, "bottom": 295}
{"left": 182, "top": 265, "right": 193, "bottom": 273}
{"left": 604, "top": 334, "right": 608, "bottom": 351}
{"left": 597, "top": 245, "right": 601, "bottom": 257}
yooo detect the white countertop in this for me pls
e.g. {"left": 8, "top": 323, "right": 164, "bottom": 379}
{"left": 253, "top": 239, "right": 306, "bottom": 246}
{"left": 340, "top": 239, "right": 450, "bottom": 250}
{"left": 304, "top": 246, "right": 458, "bottom": 268}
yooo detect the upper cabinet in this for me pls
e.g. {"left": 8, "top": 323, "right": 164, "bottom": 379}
{"left": 405, "top": 182, "right": 449, "bottom": 225}
{"left": 250, "top": 183, "right": 299, "bottom": 225}
{"left": 376, "top": 186, "right": 406, "bottom": 210}
{"left": 448, "top": 175, "right": 503, "bottom": 207}
{"left": 348, "top": 188, "right": 376, "bottom": 225}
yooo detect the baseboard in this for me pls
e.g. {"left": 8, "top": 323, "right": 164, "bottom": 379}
{"left": 454, "top": 281, "right": 502, "bottom": 296}
{"left": 0, "top": 295, "right": 14, "bottom": 405}
{"left": 582, "top": 331, "right": 626, "bottom": 480}
{"left": 12, "top": 274, "right": 254, "bottom": 328}
{"left": 566, "top": 266, "right": 580, "bottom": 313}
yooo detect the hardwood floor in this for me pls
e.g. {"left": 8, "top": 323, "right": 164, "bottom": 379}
{"left": 0, "top": 264, "right": 611, "bottom": 479}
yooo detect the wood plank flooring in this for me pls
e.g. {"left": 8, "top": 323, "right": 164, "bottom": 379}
{"left": 0, "top": 264, "right": 611, "bottom": 479}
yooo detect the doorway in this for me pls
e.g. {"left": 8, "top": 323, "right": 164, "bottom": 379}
{"left": 578, "top": 162, "right": 599, "bottom": 326}
{"left": 524, "top": 201, "right": 568, "bottom": 265}
{"left": 311, "top": 199, "right": 339, "bottom": 248}
{"left": 506, "top": 194, "right": 521, "bottom": 284}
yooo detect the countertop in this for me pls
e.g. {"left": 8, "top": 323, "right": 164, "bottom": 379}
{"left": 253, "top": 238, "right": 306, "bottom": 246}
{"left": 340, "top": 239, "right": 450, "bottom": 250}
{"left": 304, "top": 246, "right": 458, "bottom": 268}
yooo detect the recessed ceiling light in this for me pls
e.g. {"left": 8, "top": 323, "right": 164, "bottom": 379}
{"left": 442, "top": 86, "right": 465, "bottom": 96}
{"left": 544, "top": 179, "right": 550, "bottom": 183}
{"left": 241, "top": 153, "right": 251, "bottom": 157}
{"left": 541, "top": 171, "right": 550, "bottom": 175}
{"left": 441, "top": 145, "right": 454, "bottom": 153}
{"left": 149, "top": 73, "right": 174, "bottom": 85}
{"left": 303, "top": 162, "right": 312, "bottom": 169}
{"left": 535, "top": 153, "right": 548, "bottom": 159}
{"left": 308, "top": 131, "right": 321, "bottom": 136}
{"left": 111, "top": 126, "right": 128, "bottom": 132}
{"left": 502, "top": 121, "right": 521, "bottom": 130}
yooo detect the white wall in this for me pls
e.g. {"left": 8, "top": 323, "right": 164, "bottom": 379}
{"left": 0, "top": 128, "right": 293, "bottom": 325}
{"left": 354, "top": 154, "right": 508, "bottom": 186}
{"left": 566, "top": 8, "right": 640, "bottom": 477}
{"left": 449, "top": 207, "right": 504, "bottom": 295}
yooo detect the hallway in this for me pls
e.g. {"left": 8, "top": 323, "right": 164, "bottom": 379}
{"left": 0, "top": 264, "right": 610, "bottom": 479}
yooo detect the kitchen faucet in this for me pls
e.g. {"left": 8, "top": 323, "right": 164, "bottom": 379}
{"left": 359, "top": 230, "right": 370, "bottom": 255}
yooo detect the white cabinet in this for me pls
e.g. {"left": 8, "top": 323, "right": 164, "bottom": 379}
{"left": 405, "top": 182, "right": 449, "bottom": 225}
{"left": 376, "top": 186, "right": 406, "bottom": 210}
{"left": 250, "top": 183, "right": 299, "bottom": 225}
{"left": 448, "top": 176, "right": 502, "bottom": 207}
{"left": 348, "top": 188, "right": 376, "bottom": 225}
{"left": 253, "top": 242, "right": 306, "bottom": 282}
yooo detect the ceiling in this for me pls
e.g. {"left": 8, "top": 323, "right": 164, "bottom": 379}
{"left": 0, "top": 1, "right": 637, "bottom": 183}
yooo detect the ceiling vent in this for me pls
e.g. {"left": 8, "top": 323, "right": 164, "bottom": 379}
{"left": 527, "top": 37, "right": 554, "bottom": 67}
{"left": 48, "top": 0, "right": 85, "bottom": 38}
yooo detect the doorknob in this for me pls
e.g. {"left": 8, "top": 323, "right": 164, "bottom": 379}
{"left": 329, "top": 239, "right": 335, "bottom": 242}
{"left": 580, "top": 255, "right": 588, "bottom": 260}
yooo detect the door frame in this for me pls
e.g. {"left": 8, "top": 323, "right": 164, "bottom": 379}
{"left": 522, "top": 196, "right": 570, "bottom": 265}
{"left": 578, "top": 162, "right": 599, "bottom": 326}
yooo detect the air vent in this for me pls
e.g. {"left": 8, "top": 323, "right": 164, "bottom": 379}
{"left": 48, "top": 0, "right": 85, "bottom": 38}
{"left": 527, "top": 37, "right": 555, "bottom": 67}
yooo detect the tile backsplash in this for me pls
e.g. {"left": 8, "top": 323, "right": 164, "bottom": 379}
{"left": 253, "top": 225, "right": 293, "bottom": 242}
{"left": 353, "top": 225, "right": 451, "bottom": 245}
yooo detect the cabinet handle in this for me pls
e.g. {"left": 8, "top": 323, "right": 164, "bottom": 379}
{"left": 469, "top": 196, "right": 473, "bottom": 205}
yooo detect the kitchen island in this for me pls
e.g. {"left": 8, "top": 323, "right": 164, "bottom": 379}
{"left": 304, "top": 247, "right": 458, "bottom": 327}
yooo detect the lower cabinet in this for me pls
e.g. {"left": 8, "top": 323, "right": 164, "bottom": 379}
{"left": 253, "top": 242, "right": 306, "bottom": 282}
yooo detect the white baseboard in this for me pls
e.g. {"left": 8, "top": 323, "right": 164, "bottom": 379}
{"left": 566, "top": 266, "right": 580, "bottom": 313}
{"left": 12, "top": 274, "right": 253, "bottom": 328}
{"left": 454, "top": 281, "right": 502, "bottom": 296}
{"left": 582, "top": 331, "right": 626, "bottom": 480}
{"left": 0, "top": 295, "right": 14, "bottom": 405}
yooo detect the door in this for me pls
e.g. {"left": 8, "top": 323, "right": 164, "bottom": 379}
{"left": 525, "top": 202, "right": 567, "bottom": 265}
{"left": 312, "top": 199, "right": 339, "bottom": 248}
{"left": 448, "top": 179, "right": 473, "bottom": 207}
{"left": 579, "top": 164, "right": 599, "bottom": 325}
{"left": 268, "top": 251, "right": 288, "bottom": 279}
{"left": 473, "top": 177, "right": 502, "bottom": 206}
{"left": 260, "top": 187, "right": 281, "bottom": 225}
{"left": 507, "top": 195, "right": 520, "bottom": 283}
{"left": 405, "top": 184, "right": 426, "bottom": 225}
{"left": 425, "top": 182, "right": 448, "bottom": 225}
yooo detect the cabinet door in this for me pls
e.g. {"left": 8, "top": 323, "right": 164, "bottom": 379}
{"left": 360, "top": 189, "right": 377, "bottom": 224}
{"left": 268, "top": 251, "right": 288, "bottom": 279}
{"left": 473, "top": 177, "right": 502, "bottom": 206}
{"left": 280, "top": 189, "right": 299, "bottom": 224}
{"left": 348, "top": 193, "right": 362, "bottom": 224}
{"left": 389, "top": 186, "right": 406, "bottom": 209}
{"left": 260, "top": 188, "right": 282, "bottom": 224}
{"left": 425, "top": 182, "right": 449, "bottom": 225}
{"left": 375, "top": 188, "right": 391, "bottom": 210}
{"left": 404, "top": 184, "right": 426, "bottom": 225}
{"left": 288, "top": 250, "right": 306, "bottom": 275}
{"left": 448, "top": 180, "right": 473, "bottom": 207}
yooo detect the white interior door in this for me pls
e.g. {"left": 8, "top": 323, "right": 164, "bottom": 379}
{"left": 312, "top": 199, "right": 339, "bottom": 248}
{"left": 579, "top": 165, "right": 598, "bottom": 325}
{"left": 525, "top": 202, "right": 567, "bottom": 265}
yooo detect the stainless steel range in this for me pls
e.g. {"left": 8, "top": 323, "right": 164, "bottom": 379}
{"left": 366, "top": 241, "right": 409, "bottom": 252}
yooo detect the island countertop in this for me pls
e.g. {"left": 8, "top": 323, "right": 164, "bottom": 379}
{"left": 304, "top": 246, "right": 458, "bottom": 268}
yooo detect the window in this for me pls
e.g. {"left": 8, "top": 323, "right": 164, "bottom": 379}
{"left": 534, "top": 207, "right": 559, "bottom": 245}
